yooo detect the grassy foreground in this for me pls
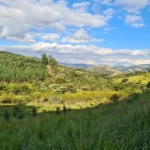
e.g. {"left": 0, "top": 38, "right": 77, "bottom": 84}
{"left": 0, "top": 91, "right": 150, "bottom": 150}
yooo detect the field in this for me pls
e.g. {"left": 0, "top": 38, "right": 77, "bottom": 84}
{"left": 0, "top": 91, "right": 150, "bottom": 150}
{"left": 114, "top": 72, "right": 150, "bottom": 85}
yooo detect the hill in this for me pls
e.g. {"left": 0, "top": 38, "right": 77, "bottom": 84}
{"left": 87, "top": 65, "right": 122, "bottom": 76}
{"left": 113, "top": 64, "right": 150, "bottom": 73}
{"left": 0, "top": 51, "right": 111, "bottom": 92}
{"left": 0, "top": 51, "right": 49, "bottom": 82}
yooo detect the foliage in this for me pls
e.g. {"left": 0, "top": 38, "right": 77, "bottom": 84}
{"left": 48, "top": 55, "right": 58, "bottom": 67}
{"left": 0, "top": 51, "right": 48, "bottom": 82}
{"left": 0, "top": 91, "right": 150, "bottom": 149}
{"left": 122, "top": 78, "right": 128, "bottom": 83}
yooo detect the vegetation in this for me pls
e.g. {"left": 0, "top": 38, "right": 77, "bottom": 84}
{"left": 0, "top": 51, "right": 49, "bottom": 82}
{"left": 0, "top": 91, "right": 150, "bottom": 149}
{"left": 87, "top": 65, "right": 122, "bottom": 76}
{"left": 0, "top": 51, "right": 150, "bottom": 149}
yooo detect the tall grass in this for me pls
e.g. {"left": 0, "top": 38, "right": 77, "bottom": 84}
{"left": 0, "top": 91, "right": 150, "bottom": 149}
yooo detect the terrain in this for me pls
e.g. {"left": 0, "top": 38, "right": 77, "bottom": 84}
{"left": 112, "top": 64, "right": 150, "bottom": 73}
{"left": 62, "top": 63, "right": 150, "bottom": 74}
{"left": 87, "top": 65, "right": 122, "bottom": 76}
{"left": 0, "top": 51, "right": 150, "bottom": 149}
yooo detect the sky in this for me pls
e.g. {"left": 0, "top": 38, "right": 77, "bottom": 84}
{"left": 0, "top": 0, "right": 150, "bottom": 66}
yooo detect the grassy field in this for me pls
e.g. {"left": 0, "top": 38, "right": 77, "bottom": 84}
{"left": 114, "top": 74, "right": 150, "bottom": 85}
{"left": 0, "top": 91, "right": 150, "bottom": 150}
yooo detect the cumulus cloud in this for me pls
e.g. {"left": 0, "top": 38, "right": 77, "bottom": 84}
{"left": 115, "top": 0, "right": 149, "bottom": 27}
{"left": 0, "top": 0, "right": 113, "bottom": 42}
{"left": 6, "top": 33, "right": 35, "bottom": 43}
{"left": 115, "top": 0, "right": 149, "bottom": 13}
{"left": 125, "top": 15, "right": 144, "bottom": 27}
{"left": 62, "top": 28, "right": 104, "bottom": 43}
{"left": 41, "top": 33, "right": 60, "bottom": 41}
{"left": 72, "top": 2, "right": 90, "bottom": 12}
{"left": 1, "top": 42, "right": 150, "bottom": 66}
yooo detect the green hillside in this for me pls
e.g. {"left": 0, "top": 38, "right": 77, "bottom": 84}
{"left": 0, "top": 51, "right": 48, "bottom": 82}
{"left": 87, "top": 65, "right": 122, "bottom": 76}
{"left": 0, "top": 51, "right": 114, "bottom": 93}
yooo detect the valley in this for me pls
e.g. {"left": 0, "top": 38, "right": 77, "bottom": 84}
{"left": 0, "top": 51, "right": 150, "bottom": 149}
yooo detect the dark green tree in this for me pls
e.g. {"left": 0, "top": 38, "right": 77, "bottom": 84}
{"left": 41, "top": 53, "right": 48, "bottom": 65}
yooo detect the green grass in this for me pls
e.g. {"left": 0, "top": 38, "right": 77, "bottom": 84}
{"left": 0, "top": 91, "right": 150, "bottom": 149}
{"left": 115, "top": 75, "right": 150, "bottom": 85}
{"left": 128, "top": 75, "right": 150, "bottom": 84}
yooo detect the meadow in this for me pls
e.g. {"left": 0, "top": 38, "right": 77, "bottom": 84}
{"left": 0, "top": 91, "right": 150, "bottom": 150}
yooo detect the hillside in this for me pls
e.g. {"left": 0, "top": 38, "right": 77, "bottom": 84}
{"left": 0, "top": 51, "right": 48, "bottom": 82}
{"left": 87, "top": 65, "right": 122, "bottom": 76}
{"left": 113, "top": 64, "right": 150, "bottom": 73}
{"left": 0, "top": 51, "right": 112, "bottom": 92}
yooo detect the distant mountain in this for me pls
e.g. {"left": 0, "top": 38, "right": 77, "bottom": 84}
{"left": 87, "top": 65, "right": 122, "bottom": 76}
{"left": 113, "top": 64, "right": 150, "bottom": 73}
{"left": 60, "top": 63, "right": 95, "bottom": 69}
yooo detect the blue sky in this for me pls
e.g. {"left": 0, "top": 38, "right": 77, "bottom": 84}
{"left": 0, "top": 0, "right": 150, "bottom": 66}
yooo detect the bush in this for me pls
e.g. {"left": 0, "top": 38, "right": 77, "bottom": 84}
{"left": 146, "top": 81, "right": 150, "bottom": 89}
{"left": 1, "top": 98, "right": 12, "bottom": 104}
{"left": 110, "top": 94, "right": 120, "bottom": 102}
{"left": 122, "top": 78, "right": 128, "bottom": 83}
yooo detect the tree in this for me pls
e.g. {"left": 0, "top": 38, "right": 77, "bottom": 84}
{"left": 41, "top": 53, "right": 48, "bottom": 65}
{"left": 48, "top": 55, "right": 57, "bottom": 67}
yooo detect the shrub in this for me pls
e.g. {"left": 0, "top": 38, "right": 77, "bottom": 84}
{"left": 122, "top": 78, "right": 128, "bottom": 83}
{"left": 1, "top": 98, "right": 12, "bottom": 104}
{"left": 110, "top": 94, "right": 120, "bottom": 102}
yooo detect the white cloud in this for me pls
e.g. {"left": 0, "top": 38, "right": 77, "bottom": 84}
{"left": 72, "top": 2, "right": 90, "bottom": 12}
{"left": 94, "top": 0, "right": 114, "bottom": 5}
{"left": 125, "top": 15, "right": 144, "bottom": 27}
{"left": 134, "top": 59, "right": 150, "bottom": 65}
{"left": 103, "top": 8, "right": 115, "bottom": 20}
{"left": 62, "top": 28, "right": 103, "bottom": 43}
{"left": 1, "top": 42, "right": 150, "bottom": 66}
{"left": 0, "top": 0, "right": 113, "bottom": 42}
{"left": 115, "top": 0, "right": 149, "bottom": 13}
{"left": 41, "top": 33, "right": 60, "bottom": 41}
{"left": 130, "top": 50, "right": 148, "bottom": 56}
{"left": 6, "top": 33, "right": 35, "bottom": 43}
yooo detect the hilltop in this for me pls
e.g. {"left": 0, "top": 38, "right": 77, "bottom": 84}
{"left": 87, "top": 65, "right": 122, "bottom": 76}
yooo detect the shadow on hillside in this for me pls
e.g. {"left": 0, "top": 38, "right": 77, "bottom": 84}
{"left": 0, "top": 90, "right": 149, "bottom": 120}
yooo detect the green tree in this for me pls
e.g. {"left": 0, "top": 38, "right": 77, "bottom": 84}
{"left": 41, "top": 53, "right": 48, "bottom": 65}
{"left": 48, "top": 55, "right": 57, "bottom": 67}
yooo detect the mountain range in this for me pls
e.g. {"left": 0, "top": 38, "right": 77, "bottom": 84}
{"left": 60, "top": 63, "right": 150, "bottom": 76}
